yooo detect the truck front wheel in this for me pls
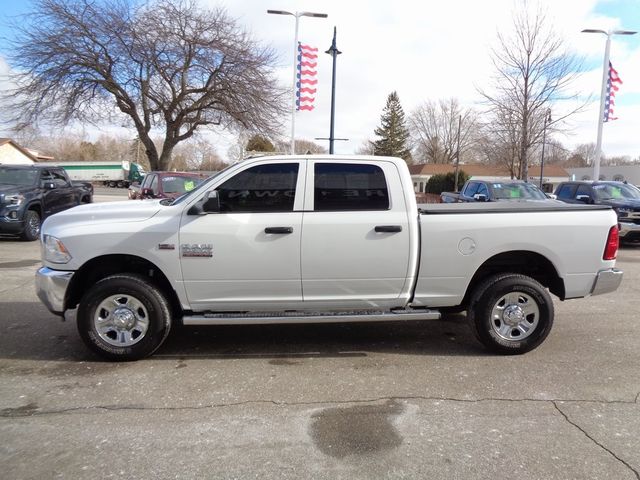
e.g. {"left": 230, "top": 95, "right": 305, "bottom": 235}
{"left": 77, "top": 274, "right": 172, "bottom": 361}
{"left": 468, "top": 274, "right": 553, "bottom": 355}
{"left": 21, "top": 210, "right": 41, "bottom": 241}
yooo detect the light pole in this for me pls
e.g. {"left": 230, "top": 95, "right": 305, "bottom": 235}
{"left": 267, "top": 9, "right": 328, "bottom": 155}
{"left": 581, "top": 28, "right": 636, "bottom": 181}
{"left": 539, "top": 109, "right": 551, "bottom": 190}
{"left": 325, "top": 26, "right": 341, "bottom": 154}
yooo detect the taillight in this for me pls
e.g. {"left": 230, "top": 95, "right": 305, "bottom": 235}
{"left": 603, "top": 225, "right": 619, "bottom": 260}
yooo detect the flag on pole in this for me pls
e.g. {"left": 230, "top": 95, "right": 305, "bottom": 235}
{"left": 296, "top": 43, "right": 318, "bottom": 111}
{"left": 604, "top": 62, "right": 622, "bottom": 122}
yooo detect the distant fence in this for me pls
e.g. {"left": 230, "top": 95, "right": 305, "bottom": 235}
{"left": 415, "top": 193, "right": 442, "bottom": 204}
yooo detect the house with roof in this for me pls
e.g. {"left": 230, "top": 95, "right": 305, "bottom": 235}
{"left": 566, "top": 165, "right": 640, "bottom": 185}
{"left": 0, "top": 138, "right": 38, "bottom": 164}
{"left": 0, "top": 138, "right": 55, "bottom": 164}
{"left": 409, "top": 163, "right": 571, "bottom": 195}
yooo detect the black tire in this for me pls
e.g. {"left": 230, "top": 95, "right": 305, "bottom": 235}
{"left": 467, "top": 273, "right": 554, "bottom": 355}
{"left": 20, "top": 210, "right": 41, "bottom": 241}
{"left": 77, "top": 274, "right": 172, "bottom": 361}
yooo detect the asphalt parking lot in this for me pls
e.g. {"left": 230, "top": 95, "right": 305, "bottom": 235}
{"left": 1, "top": 190, "right": 639, "bottom": 479}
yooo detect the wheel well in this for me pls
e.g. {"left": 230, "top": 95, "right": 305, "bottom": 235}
{"left": 66, "top": 254, "right": 182, "bottom": 316}
{"left": 462, "top": 251, "right": 565, "bottom": 307}
{"left": 27, "top": 203, "right": 42, "bottom": 216}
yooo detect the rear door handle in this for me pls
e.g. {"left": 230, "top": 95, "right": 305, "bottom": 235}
{"left": 375, "top": 225, "right": 402, "bottom": 233}
{"left": 265, "top": 227, "right": 294, "bottom": 234}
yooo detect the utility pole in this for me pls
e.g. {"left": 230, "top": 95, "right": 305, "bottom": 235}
{"left": 454, "top": 115, "right": 461, "bottom": 192}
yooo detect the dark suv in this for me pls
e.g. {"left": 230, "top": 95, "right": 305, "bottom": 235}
{"left": 555, "top": 181, "right": 640, "bottom": 243}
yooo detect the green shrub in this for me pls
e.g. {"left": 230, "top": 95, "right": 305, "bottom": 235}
{"left": 425, "top": 170, "right": 469, "bottom": 194}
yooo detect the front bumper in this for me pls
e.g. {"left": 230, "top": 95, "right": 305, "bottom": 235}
{"left": 0, "top": 216, "right": 25, "bottom": 234}
{"left": 619, "top": 221, "right": 640, "bottom": 242}
{"left": 590, "top": 268, "right": 623, "bottom": 296}
{"left": 35, "top": 267, "right": 74, "bottom": 315}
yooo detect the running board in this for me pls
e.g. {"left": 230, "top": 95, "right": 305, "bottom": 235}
{"left": 181, "top": 309, "right": 441, "bottom": 326}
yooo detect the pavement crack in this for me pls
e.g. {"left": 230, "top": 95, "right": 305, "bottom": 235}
{"left": 2, "top": 395, "right": 637, "bottom": 419}
{"left": 553, "top": 401, "right": 639, "bottom": 480}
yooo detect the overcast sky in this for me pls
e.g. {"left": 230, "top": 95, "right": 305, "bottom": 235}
{"left": 1, "top": 0, "right": 639, "bottom": 161}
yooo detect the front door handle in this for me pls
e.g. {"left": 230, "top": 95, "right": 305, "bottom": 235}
{"left": 375, "top": 225, "right": 402, "bottom": 233}
{"left": 265, "top": 227, "right": 294, "bottom": 234}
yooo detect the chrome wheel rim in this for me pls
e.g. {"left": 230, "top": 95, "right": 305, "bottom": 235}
{"left": 94, "top": 294, "right": 149, "bottom": 347}
{"left": 490, "top": 291, "right": 539, "bottom": 341}
{"left": 27, "top": 214, "right": 40, "bottom": 237}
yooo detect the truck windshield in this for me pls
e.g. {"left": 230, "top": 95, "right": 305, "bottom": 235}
{"left": 593, "top": 183, "right": 640, "bottom": 200}
{"left": 491, "top": 182, "right": 547, "bottom": 200}
{"left": 170, "top": 168, "right": 229, "bottom": 206}
{"left": 162, "top": 176, "right": 206, "bottom": 195}
{"left": 0, "top": 168, "right": 38, "bottom": 186}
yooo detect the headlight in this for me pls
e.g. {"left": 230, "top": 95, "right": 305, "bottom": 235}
{"left": 6, "top": 194, "right": 25, "bottom": 206}
{"left": 617, "top": 207, "right": 632, "bottom": 213}
{"left": 43, "top": 235, "right": 72, "bottom": 264}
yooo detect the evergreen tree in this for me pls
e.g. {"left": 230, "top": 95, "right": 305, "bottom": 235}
{"left": 246, "top": 135, "right": 275, "bottom": 153}
{"left": 373, "top": 92, "right": 412, "bottom": 163}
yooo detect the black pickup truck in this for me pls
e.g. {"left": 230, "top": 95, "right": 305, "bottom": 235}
{"left": 441, "top": 179, "right": 551, "bottom": 203}
{"left": 0, "top": 164, "right": 93, "bottom": 241}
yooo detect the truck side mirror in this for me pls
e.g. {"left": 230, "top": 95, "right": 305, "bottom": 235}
{"left": 576, "top": 195, "right": 591, "bottom": 204}
{"left": 142, "top": 188, "right": 154, "bottom": 197}
{"left": 202, "top": 191, "right": 220, "bottom": 213}
{"left": 473, "top": 193, "right": 488, "bottom": 202}
{"left": 43, "top": 182, "right": 56, "bottom": 190}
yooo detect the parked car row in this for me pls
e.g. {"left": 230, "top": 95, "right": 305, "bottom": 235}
{"left": 440, "top": 177, "right": 640, "bottom": 245}
{"left": 440, "top": 179, "right": 554, "bottom": 203}
{"left": 554, "top": 180, "right": 640, "bottom": 244}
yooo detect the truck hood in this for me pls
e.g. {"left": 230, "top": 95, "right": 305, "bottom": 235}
{"left": 43, "top": 200, "right": 163, "bottom": 230}
{"left": 602, "top": 198, "right": 640, "bottom": 209}
{"left": 0, "top": 184, "right": 34, "bottom": 199}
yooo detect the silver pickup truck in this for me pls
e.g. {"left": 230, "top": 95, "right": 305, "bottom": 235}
{"left": 36, "top": 155, "right": 622, "bottom": 360}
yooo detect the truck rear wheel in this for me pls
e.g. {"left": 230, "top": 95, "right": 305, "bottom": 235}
{"left": 77, "top": 274, "right": 172, "bottom": 361}
{"left": 21, "top": 210, "right": 41, "bottom": 241}
{"left": 468, "top": 273, "right": 553, "bottom": 355}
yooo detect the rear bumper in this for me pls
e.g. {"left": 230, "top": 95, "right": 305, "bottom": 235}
{"left": 35, "top": 267, "right": 74, "bottom": 315}
{"left": 590, "top": 268, "right": 623, "bottom": 296}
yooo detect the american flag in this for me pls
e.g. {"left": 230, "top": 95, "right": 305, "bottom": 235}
{"left": 604, "top": 61, "right": 622, "bottom": 122}
{"left": 296, "top": 43, "right": 318, "bottom": 111}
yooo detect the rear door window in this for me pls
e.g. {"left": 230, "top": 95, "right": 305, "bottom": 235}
{"left": 313, "top": 163, "right": 389, "bottom": 211}
{"left": 556, "top": 184, "right": 576, "bottom": 200}
{"left": 575, "top": 184, "right": 592, "bottom": 200}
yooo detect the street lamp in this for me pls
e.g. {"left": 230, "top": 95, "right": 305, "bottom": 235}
{"left": 325, "top": 27, "right": 342, "bottom": 154}
{"left": 581, "top": 28, "right": 637, "bottom": 181}
{"left": 268, "top": 9, "right": 328, "bottom": 155}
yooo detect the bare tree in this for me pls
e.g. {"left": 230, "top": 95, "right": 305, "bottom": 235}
{"left": 171, "top": 137, "right": 225, "bottom": 171}
{"left": 274, "top": 139, "right": 326, "bottom": 155}
{"left": 477, "top": 106, "right": 521, "bottom": 177}
{"left": 355, "top": 139, "right": 376, "bottom": 156}
{"left": 479, "top": 5, "right": 582, "bottom": 180}
{"left": 3, "top": 0, "right": 287, "bottom": 170}
{"left": 408, "top": 98, "right": 480, "bottom": 164}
